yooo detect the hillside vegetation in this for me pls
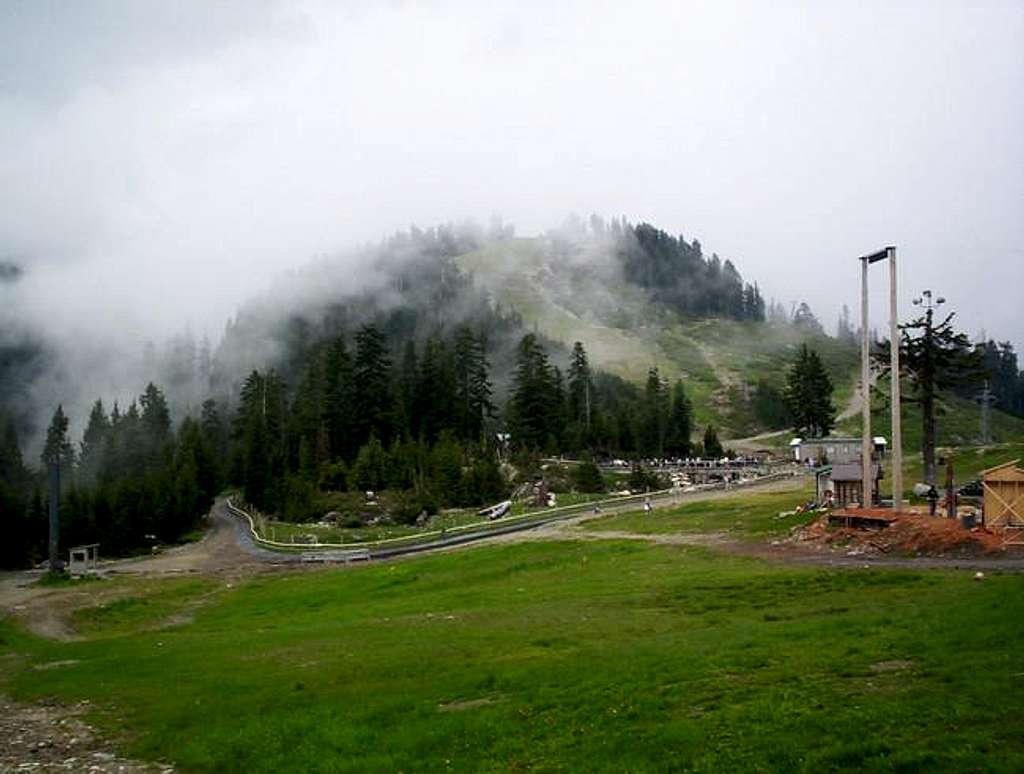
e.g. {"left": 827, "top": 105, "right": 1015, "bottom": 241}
{"left": 459, "top": 236, "right": 858, "bottom": 438}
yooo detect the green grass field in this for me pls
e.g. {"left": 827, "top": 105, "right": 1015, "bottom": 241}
{"left": 584, "top": 490, "right": 821, "bottom": 540}
{"left": 3, "top": 488, "right": 1024, "bottom": 772}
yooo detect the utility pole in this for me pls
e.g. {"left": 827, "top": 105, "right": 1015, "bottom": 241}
{"left": 975, "top": 381, "right": 996, "bottom": 445}
{"left": 860, "top": 257, "right": 871, "bottom": 508}
{"left": 888, "top": 247, "right": 903, "bottom": 512}
{"left": 858, "top": 246, "right": 901, "bottom": 509}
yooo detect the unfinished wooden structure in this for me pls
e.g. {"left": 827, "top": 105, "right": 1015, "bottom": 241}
{"left": 982, "top": 460, "right": 1024, "bottom": 545}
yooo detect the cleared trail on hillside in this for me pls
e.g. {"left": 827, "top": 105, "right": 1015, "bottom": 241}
{"left": 727, "top": 376, "right": 864, "bottom": 452}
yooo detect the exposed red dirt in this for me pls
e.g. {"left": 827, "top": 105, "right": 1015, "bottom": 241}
{"left": 793, "top": 510, "right": 1011, "bottom": 557}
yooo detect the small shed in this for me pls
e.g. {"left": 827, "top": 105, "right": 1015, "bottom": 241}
{"left": 791, "top": 436, "right": 887, "bottom": 465}
{"left": 981, "top": 460, "right": 1024, "bottom": 529}
{"left": 829, "top": 461, "right": 883, "bottom": 508}
{"left": 68, "top": 544, "right": 99, "bottom": 577}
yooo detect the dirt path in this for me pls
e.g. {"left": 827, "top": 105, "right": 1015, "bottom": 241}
{"left": 727, "top": 540, "right": 1024, "bottom": 572}
{"left": 0, "top": 503, "right": 276, "bottom": 642}
{"left": 727, "top": 376, "right": 864, "bottom": 453}
{"left": 0, "top": 695, "right": 174, "bottom": 773}
{"left": 687, "top": 337, "right": 736, "bottom": 391}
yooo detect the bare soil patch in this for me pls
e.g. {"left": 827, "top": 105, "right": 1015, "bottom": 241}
{"left": 438, "top": 696, "right": 504, "bottom": 713}
{"left": 792, "top": 512, "right": 1010, "bottom": 558}
{"left": 0, "top": 695, "right": 174, "bottom": 773}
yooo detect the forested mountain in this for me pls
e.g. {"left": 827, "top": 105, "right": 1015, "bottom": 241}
{"left": 4, "top": 217, "right": 1022, "bottom": 568}
{"left": 618, "top": 222, "right": 765, "bottom": 321}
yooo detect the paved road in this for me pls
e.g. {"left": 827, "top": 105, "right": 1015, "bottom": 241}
{"left": 222, "top": 474, "right": 807, "bottom": 564}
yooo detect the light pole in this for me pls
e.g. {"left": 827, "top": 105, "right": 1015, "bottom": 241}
{"left": 858, "top": 246, "right": 903, "bottom": 511}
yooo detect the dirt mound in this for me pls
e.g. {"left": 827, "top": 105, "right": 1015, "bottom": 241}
{"left": 793, "top": 512, "right": 1010, "bottom": 558}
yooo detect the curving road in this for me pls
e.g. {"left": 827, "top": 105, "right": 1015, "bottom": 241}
{"left": 220, "top": 474, "right": 807, "bottom": 564}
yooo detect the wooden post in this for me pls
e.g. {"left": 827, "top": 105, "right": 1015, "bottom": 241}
{"left": 888, "top": 246, "right": 903, "bottom": 512}
{"left": 946, "top": 454, "right": 956, "bottom": 519}
{"left": 861, "top": 257, "right": 871, "bottom": 508}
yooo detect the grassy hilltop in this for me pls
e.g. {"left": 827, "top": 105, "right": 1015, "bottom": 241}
{"left": 460, "top": 238, "right": 858, "bottom": 439}
{"left": 461, "top": 237, "right": 1024, "bottom": 449}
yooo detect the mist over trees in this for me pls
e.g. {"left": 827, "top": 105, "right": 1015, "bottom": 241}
{"left": 961, "top": 340, "right": 1024, "bottom": 418}
{"left": 11, "top": 218, "right": 1020, "bottom": 568}
{"left": 616, "top": 222, "right": 765, "bottom": 322}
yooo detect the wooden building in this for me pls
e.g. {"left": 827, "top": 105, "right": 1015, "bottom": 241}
{"left": 982, "top": 460, "right": 1024, "bottom": 529}
{"left": 791, "top": 436, "right": 887, "bottom": 465}
{"left": 828, "top": 461, "right": 883, "bottom": 508}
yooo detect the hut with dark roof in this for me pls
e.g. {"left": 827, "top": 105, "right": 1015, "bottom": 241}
{"left": 828, "top": 461, "right": 883, "bottom": 507}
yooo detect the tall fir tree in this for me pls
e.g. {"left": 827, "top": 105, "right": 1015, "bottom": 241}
{"left": 703, "top": 424, "right": 724, "bottom": 458}
{"left": 453, "top": 326, "right": 494, "bottom": 442}
{"left": 353, "top": 324, "right": 393, "bottom": 447}
{"left": 509, "top": 333, "right": 557, "bottom": 450}
{"left": 785, "top": 344, "right": 836, "bottom": 438}
{"left": 42, "top": 404, "right": 75, "bottom": 478}
{"left": 640, "top": 367, "right": 670, "bottom": 456}
{"left": 324, "top": 336, "right": 355, "bottom": 461}
{"left": 78, "top": 399, "right": 110, "bottom": 486}
{"left": 875, "top": 304, "right": 983, "bottom": 483}
{"left": 665, "top": 380, "right": 693, "bottom": 456}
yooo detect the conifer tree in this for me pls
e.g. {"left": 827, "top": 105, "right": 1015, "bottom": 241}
{"left": 416, "top": 336, "right": 457, "bottom": 444}
{"left": 200, "top": 398, "right": 228, "bottom": 485}
{"left": 453, "top": 326, "right": 494, "bottom": 442}
{"left": 140, "top": 383, "right": 172, "bottom": 450}
{"left": 397, "top": 340, "right": 419, "bottom": 439}
{"left": 42, "top": 404, "right": 74, "bottom": 476}
{"left": 0, "top": 413, "right": 32, "bottom": 569}
{"left": 350, "top": 435, "right": 388, "bottom": 492}
{"left": 324, "top": 336, "right": 355, "bottom": 461}
{"left": 640, "top": 368, "right": 670, "bottom": 456}
{"left": 875, "top": 303, "right": 983, "bottom": 483}
{"left": 79, "top": 399, "right": 110, "bottom": 485}
{"left": 509, "top": 334, "right": 557, "bottom": 450}
{"left": 665, "top": 380, "right": 693, "bottom": 456}
{"left": 785, "top": 344, "right": 835, "bottom": 438}
{"left": 703, "top": 424, "right": 724, "bottom": 458}
{"left": 567, "top": 341, "right": 592, "bottom": 429}
{"left": 353, "top": 324, "right": 393, "bottom": 446}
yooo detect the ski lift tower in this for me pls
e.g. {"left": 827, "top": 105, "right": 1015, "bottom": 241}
{"left": 858, "top": 247, "right": 903, "bottom": 512}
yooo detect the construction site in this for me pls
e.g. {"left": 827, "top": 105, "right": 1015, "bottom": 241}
{"left": 786, "top": 247, "right": 1024, "bottom": 561}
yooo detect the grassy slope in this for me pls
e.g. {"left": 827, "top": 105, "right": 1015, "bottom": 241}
{"left": 584, "top": 489, "right": 820, "bottom": 538}
{"left": 458, "top": 239, "right": 860, "bottom": 439}
{"left": 833, "top": 374, "right": 1024, "bottom": 484}
{"left": 3, "top": 502, "right": 1024, "bottom": 772}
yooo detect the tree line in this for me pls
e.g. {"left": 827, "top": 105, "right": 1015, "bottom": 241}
{"left": 617, "top": 222, "right": 766, "bottom": 322}
{"left": 1, "top": 384, "right": 220, "bottom": 569}
{"left": 0, "top": 323, "right": 708, "bottom": 568}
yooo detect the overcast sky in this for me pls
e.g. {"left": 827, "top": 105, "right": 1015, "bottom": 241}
{"left": 2, "top": 0, "right": 1022, "bottom": 354}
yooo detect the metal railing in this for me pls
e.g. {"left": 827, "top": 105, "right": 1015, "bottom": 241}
{"left": 225, "top": 469, "right": 797, "bottom": 559}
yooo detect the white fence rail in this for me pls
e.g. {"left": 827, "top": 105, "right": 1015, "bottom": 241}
{"left": 225, "top": 468, "right": 798, "bottom": 559}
